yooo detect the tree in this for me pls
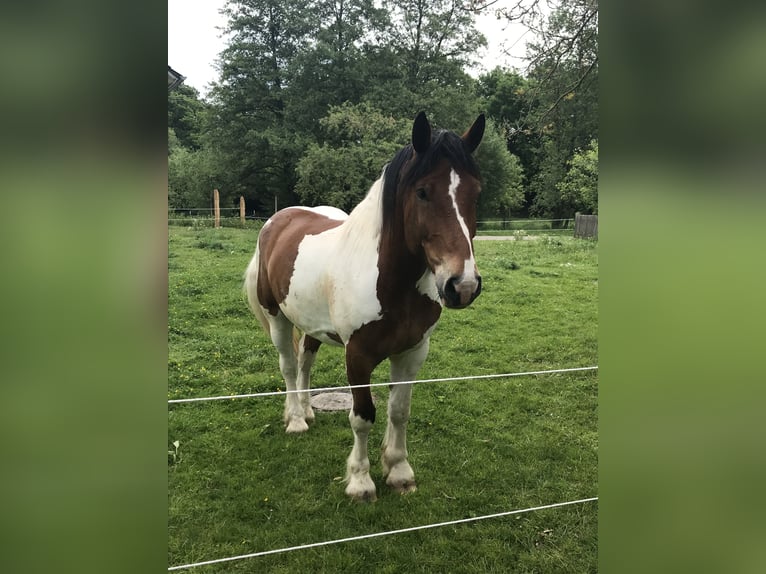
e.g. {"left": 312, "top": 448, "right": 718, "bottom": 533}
{"left": 384, "top": 0, "right": 487, "bottom": 86}
{"left": 476, "top": 67, "right": 540, "bottom": 213}
{"left": 207, "top": 0, "right": 318, "bottom": 211}
{"left": 295, "top": 102, "right": 409, "bottom": 211}
{"left": 168, "top": 87, "right": 220, "bottom": 209}
{"left": 216, "top": 0, "right": 316, "bottom": 125}
{"left": 473, "top": 119, "right": 525, "bottom": 220}
{"left": 495, "top": 0, "right": 598, "bottom": 127}
{"left": 285, "top": 0, "right": 386, "bottom": 133}
{"left": 167, "top": 84, "right": 206, "bottom": 150}
{"left": 168, "top": 133, "right": 220, "bottom": 209}
{"left": 495, "top": 0, "right": 598, "bottom": 218}
{"left": 557, "top": 139, "right": 597, "bottom": 214}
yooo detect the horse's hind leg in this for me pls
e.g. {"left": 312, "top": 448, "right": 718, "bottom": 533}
{"left": 268, "top": 313, "right": 308, "bottom": 433}
{"left": 296, "top": 334, "right": 321, "bottom": 423}
{"left": 383, "top": 339, "right": 430, "bottom": 494}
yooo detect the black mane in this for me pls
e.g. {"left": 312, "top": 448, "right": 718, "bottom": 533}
{"left": 381, "top": 129, "right": 480, "bottom": 225}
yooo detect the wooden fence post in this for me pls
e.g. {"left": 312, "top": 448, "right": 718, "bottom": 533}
{"left": 213, "top": 189, "right": 220, "bottom": 228}
{"left": 239, "top": 196, "right": 245, "bottom": 226}
{"left": 574, "top": 213, "right": 598, "bottom": 239}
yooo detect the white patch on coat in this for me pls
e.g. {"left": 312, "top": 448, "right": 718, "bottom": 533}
{"left": 416, "top": 269, "right": 440, "bottom": 304}
{"left": 280, "top": 177, "right": 385, "bottom": 344}
{"left": 345, "top": 412, "right": 376, "bottom": 500}
{"left": 291, "top": 205, "right": 348, "bottom": 221}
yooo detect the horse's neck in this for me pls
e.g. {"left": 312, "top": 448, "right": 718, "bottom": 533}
{"left": 341, "top": 174, "right": 427, "bottom": 291}
{"left": 341, "top": 176, "right": 384, "bottom": 243}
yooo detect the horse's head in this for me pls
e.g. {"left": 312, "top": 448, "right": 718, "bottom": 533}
{"left": 399, "top": 112, "right": 485, "bottom": 309}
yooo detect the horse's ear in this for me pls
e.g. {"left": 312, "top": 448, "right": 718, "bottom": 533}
{"left": 462, "top": 113, "right": 486, "bottom": 154}
{"left": 412, "top": 111, "right": 431, "bottom": 154}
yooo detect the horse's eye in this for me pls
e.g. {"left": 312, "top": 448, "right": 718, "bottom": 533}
{"left": 415, "top": 187, "right": 428, "bottom": 201}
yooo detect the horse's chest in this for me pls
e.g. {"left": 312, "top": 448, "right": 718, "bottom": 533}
{"left": 348, "top": 289, "right": 442, "bottom": 360}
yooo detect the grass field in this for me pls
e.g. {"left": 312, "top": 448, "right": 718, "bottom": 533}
{"left": 168, "top": 226, "right": 598, "bottom": 572}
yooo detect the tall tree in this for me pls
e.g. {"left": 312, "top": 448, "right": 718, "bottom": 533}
{"left": 476, "top": 67, "right": 540, "bottom": 213}
{"left": 473, "top": 119, "right": 525, "bottom": 220}
{"left": 523, "top": 0, "right": 598, "bottom": 136}
{"left": 491, "top": 0, "right": 598, "bottom": 218}
{"left": 216, "top": 0, "right": 317, "bottom": 125}
{"left": 207, "top": 0, "right": 317, "bottom": 210}
{"left": 167, "top": 84, "right": 206, "bottom": 151}
{"left": 295, "top": 102, "right": 410, "bottom": 211}
{"left": 384, "top": 0, "right": 487, "bottom": 85}
{"left": 286, "top": 0, "right": 386, "bottom": 132}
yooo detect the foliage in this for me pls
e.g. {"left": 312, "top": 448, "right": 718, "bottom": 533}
{"left": 476, "top": 68, "right": 529, "bottom": 131}
{"left": 295, "top": 102, "right": 410, "bottom": 211}
{"left": 168, "top": 132, "right": 220, "bottom": 209}
{"left": 168, "top": 226, "right": 597, "bottom": 572}
{"left": 167, "top": 84, "right": 207, "bottom": 150}
{"left": 474, "top": 119, "right": 525, "bottom": 219}
{"left": 558, "top": 139, "right": 598, "bottom": 214}
{"left": 285, "top": 0, "right": 387, "bottom": 132}
{"left": 384, "top": 0, "right": 487, "bottom": 85}
{"left": 167, "top": 0, "right": 599, "bottom": 221}
{"left": 523, "top": 0, "right": 598, "bottom": 219}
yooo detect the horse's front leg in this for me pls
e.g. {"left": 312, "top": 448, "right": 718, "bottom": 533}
{"left": 383, "top": 339, "right": 429, "bottom": 494}
{"left": 344, "top": 350, "right": 378, "bottom": 502}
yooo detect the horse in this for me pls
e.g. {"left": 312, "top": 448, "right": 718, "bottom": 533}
{"left": 244, "top": 111, "right": 485, "bottom": 501}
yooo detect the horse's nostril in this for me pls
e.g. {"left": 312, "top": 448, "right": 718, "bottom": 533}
{"left": 444, "top": 276, "right": 459, "bottom": 298}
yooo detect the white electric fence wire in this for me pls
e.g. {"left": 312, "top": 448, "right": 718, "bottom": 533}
{"left": 168, "top": 366, "right": 597, "bottom": 404}
{"left": 168, "top": 496, "right": 598, "bottom": 571}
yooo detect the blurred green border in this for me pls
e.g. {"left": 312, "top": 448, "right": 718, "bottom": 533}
{"left": 600, "top": 0, "right": 766, "bottom": 571}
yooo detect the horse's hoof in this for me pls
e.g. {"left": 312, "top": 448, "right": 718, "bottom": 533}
{"left": 389, "top": 480, "right": 417, "bottom": 495}
{"left": 345, "top": 479, "right": 377, "bottom": 502}
{"left": 285, "top": 418, "right": 309, "bottom": 433}
{"left": 348, "top": 489, "right": 378, "bottom": 503}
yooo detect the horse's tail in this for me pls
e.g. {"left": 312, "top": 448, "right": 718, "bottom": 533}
{"left": 244, "top": 238, "right": 271, "bottom": 338}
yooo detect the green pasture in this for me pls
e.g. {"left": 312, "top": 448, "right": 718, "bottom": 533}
{"left": 168, "top": 226, "right": 598, "bottom": 572}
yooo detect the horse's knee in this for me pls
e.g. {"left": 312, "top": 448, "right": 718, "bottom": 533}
{"left": 387, "top": 403, "right": 410, "bottom": 426}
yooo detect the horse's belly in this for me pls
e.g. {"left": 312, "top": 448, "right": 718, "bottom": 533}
{"left": 279, "top": 294, "right": 340, "bottom": 346}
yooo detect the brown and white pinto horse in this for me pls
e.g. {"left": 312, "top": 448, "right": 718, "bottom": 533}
{"left": 244, "top": 112, "right": 485, "bottom": 501}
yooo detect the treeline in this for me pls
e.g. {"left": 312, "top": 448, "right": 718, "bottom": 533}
{"left": 168, "top": 0, "right": 598, "bottom": 220}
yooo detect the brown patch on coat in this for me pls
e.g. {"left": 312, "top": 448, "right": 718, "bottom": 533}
{"left": 302, "top": 333, "right": 322, "bottom": 353}
{"left": 256, "top": 208, "right": 344, "bottom": 316}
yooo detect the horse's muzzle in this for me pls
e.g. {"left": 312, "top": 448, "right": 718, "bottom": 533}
{"left": 442, "top": 273, "right": 482, "bottom": 309}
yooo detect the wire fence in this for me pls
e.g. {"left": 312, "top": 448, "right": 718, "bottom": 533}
{"left": 168, "top": 366, "right": 597, "bottom": 404}
{"left": 167, "top": 208, "right": 579, "bottom": 235}
{"left": 168, "top": 497, "right": 598, "bottom": 571}
{"left": 168, "top": 365, "right": 598, "bottom": 570}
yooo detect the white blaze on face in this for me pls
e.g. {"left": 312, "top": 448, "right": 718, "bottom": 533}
{"left": 447, "top": 169, "right": 478, "bottom": 279}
